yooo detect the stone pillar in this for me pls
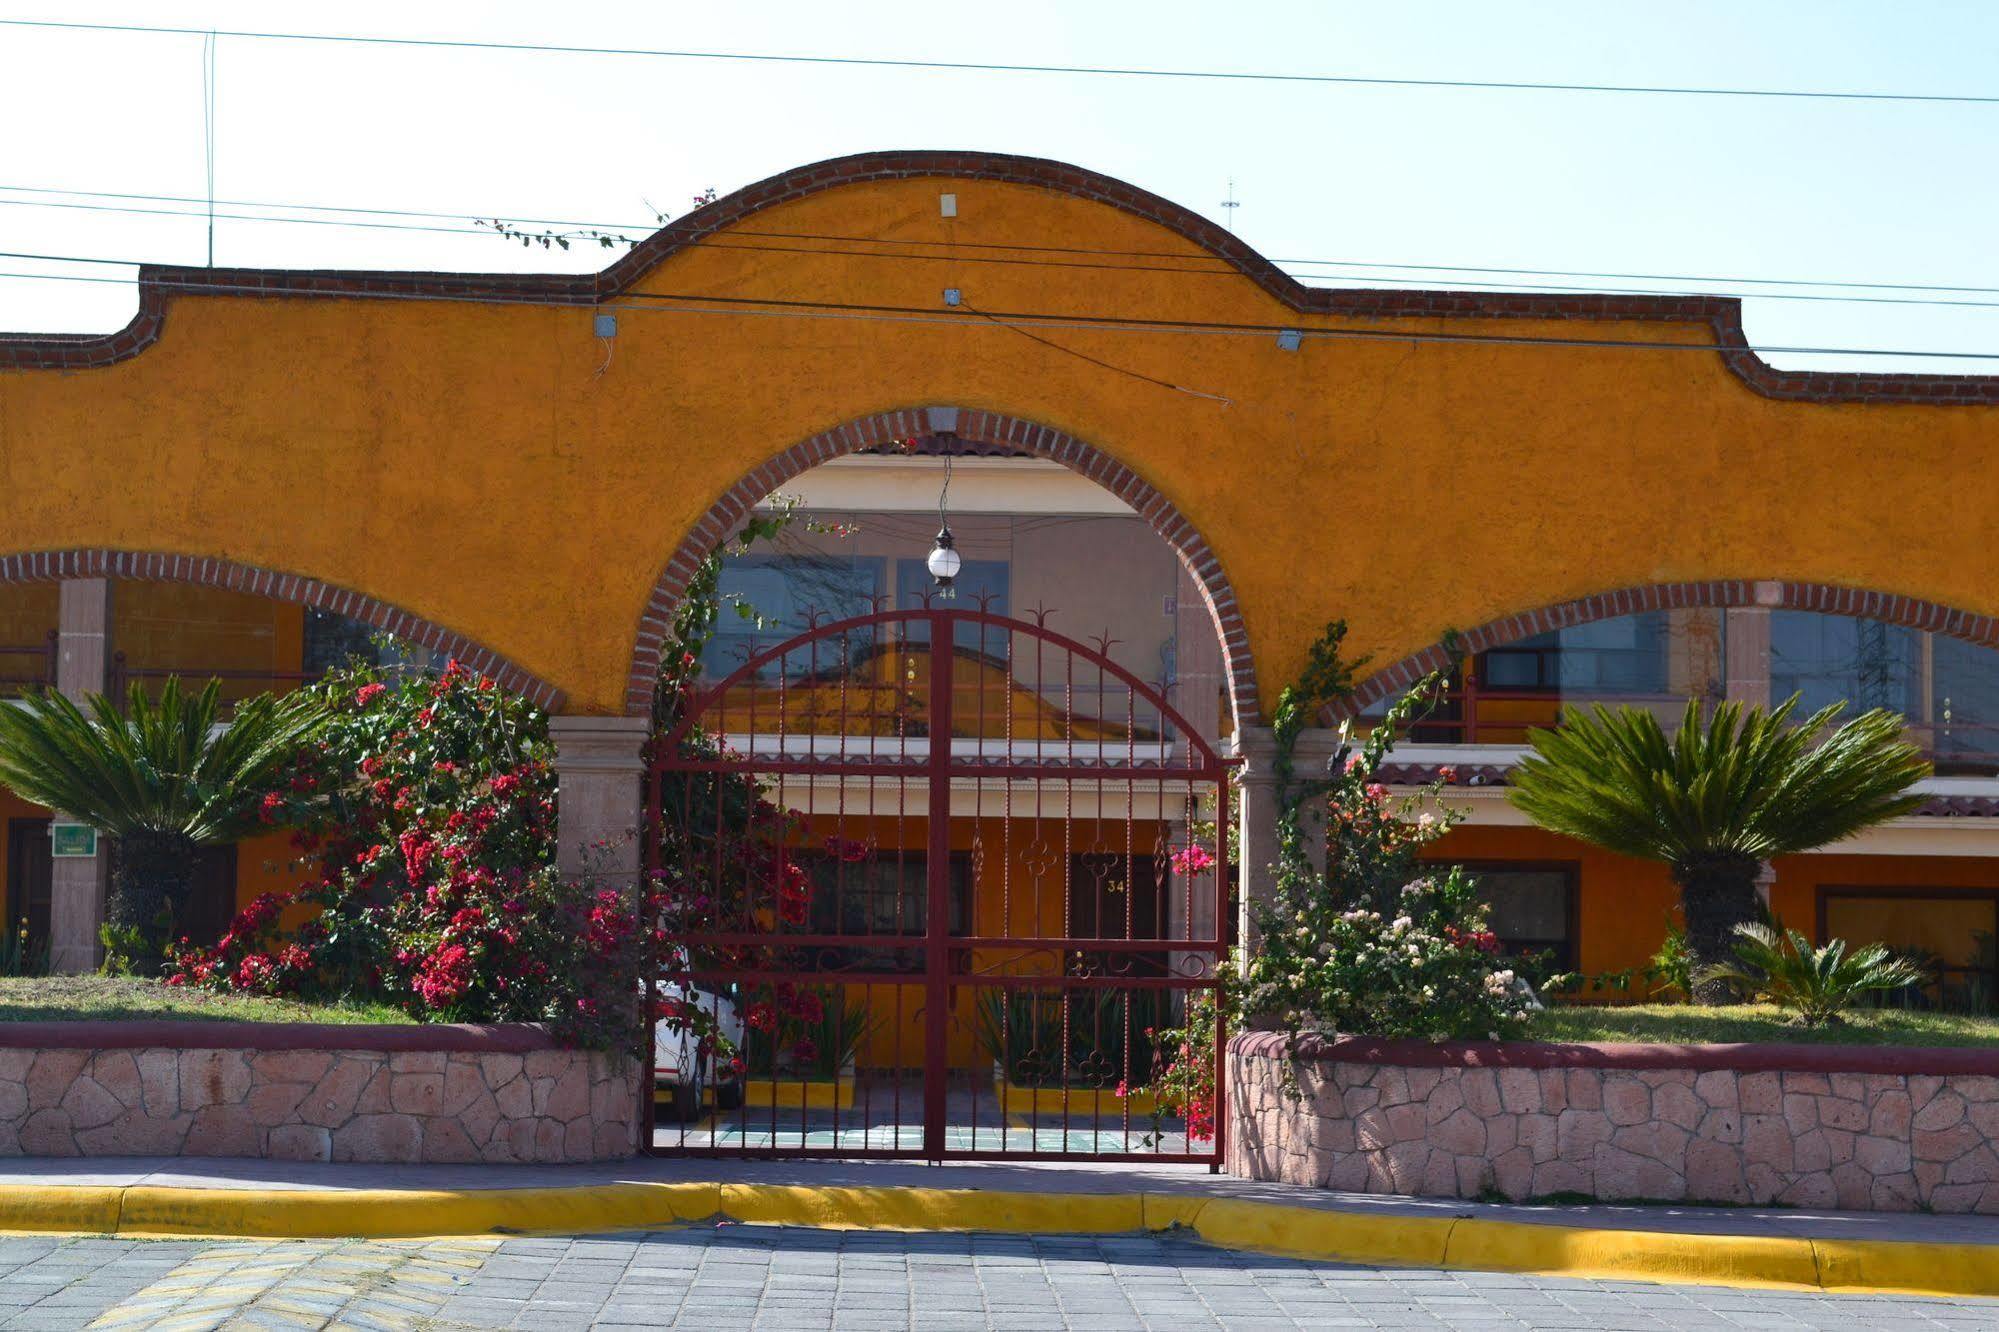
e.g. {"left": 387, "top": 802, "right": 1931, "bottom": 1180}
{"left": 49, "top": 578, "right": 113, "bottom": 974}
{"left": 1231, "top": 725, "right": 1347, "bottom": 954}
{"left": 548, "top": 715, "right": 651, "bottom": 886}
{"left": 1725, "top": 607, "right": 1772, "bottom": 707}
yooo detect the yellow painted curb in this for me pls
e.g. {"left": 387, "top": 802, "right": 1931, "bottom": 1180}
{"left": 1816, "top": 1237, "right": 1999, "bottom": 1299}
{"left": 721, "top": 1183, "right": 1143, "bottom": 1236}
{"left": 112, "top": 1182, "right": 720, "bottom": 1240}
{"left": 1, "top": 1179, "right": 1995, "bottom": 1300}
{"left": 0, "top": 1185, "right": 123, "bottom": 1236}
{"left": 1446, "top": 1216, "right": 1821, "bottom": 1292}
{"left": 1186, "top": 1198, "right": 1455, "bottom": 1269}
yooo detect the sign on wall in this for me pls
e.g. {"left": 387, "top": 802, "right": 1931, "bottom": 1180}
{"left": 50, "top": 823, "right": 97, "bottom": 858}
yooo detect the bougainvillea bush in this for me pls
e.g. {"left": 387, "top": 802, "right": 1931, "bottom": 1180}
{"left": 165, "top": 660, "right": 649, "bottom": 1048}
{"left": 1137, "top": 626, "right": 1531, "bottom": 1135}
{"left": 1232, "top": 629, "right": 1532, "bottom": 1042}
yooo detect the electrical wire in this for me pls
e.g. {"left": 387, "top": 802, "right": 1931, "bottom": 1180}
{"left": 4, "top": 16, "right": 1995, "bottom": 106}
{"left": 3, "top": 187, "right": 1999, "bottom": 313}
{"left": 2, "top": 261, "right": 1998, "bottom": 364}
{"left": 0, "top": 179, "right": 1994, "bottom": 295}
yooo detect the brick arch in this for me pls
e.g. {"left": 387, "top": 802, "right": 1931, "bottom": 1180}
{"left": 0, "top": 549, "right": 564, "bottom": 710}
{"left": 628, "top": 406, "right": 1260, "bottom": 726}
{"left": 1339, "top": 578, "right": 1999, "bottom": 721}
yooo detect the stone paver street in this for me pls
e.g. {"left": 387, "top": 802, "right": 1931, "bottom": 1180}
{"left": 0, "top": 1227, "right": 1990, "bottom": 1331}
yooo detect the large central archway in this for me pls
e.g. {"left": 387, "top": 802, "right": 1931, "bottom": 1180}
{"left": 629, "top": 406, "right": 1260, "bottom": 727}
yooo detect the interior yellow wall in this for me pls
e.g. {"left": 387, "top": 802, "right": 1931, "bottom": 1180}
{"left": 0, "top": 586, "right": 56, "bottom": 687}
{"left": 6, "top": 171, "right": 1999, "bottom": 717}
{"left": 117, "top": 584, "right": 305, "bottom": 703}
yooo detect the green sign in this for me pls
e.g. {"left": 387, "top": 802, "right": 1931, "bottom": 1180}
{"left": 50, "top": 823, "right": 97, "bottom": 858}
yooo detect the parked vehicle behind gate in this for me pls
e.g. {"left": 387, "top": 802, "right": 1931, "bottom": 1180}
{"left": 650, "top": 951, "right": 746, "bottom": 1121}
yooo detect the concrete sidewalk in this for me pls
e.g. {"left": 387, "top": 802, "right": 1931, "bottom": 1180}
{"left": 1, "top": 1156, "right": 1996, "bottom": 1298}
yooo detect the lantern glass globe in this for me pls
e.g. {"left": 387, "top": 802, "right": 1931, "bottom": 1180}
{"left": 927, "top": 543, "right": 962, "bottom": 580}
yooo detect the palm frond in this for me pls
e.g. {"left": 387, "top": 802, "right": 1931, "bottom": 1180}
{"left": 1698, "top": 921, "right": 1927, "bottom": 1024}
{"left": 0, "top": 679, "right": 329, "bottom": 842}
{"left": 1508, "top": 693, "right": 1930, "bottom": 865}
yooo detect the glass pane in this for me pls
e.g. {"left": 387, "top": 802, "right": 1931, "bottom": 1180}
{"left": 1933, "top": 635, "right": 1999, "bottom": 760}
{"left": 705, "top": 555, "right": 884, "bottom": 681}
{"left": 1824, "top": 896, "right": 1997, "bottom": 969}
{"left": 1771, "top": 613, "right": 1922, "bottom": 716}
{"left": 895, "top": 558, "right": 1009, "bottom": 651}
{"left": 1466, "top": 868, "right": 1571, "bottom": 943}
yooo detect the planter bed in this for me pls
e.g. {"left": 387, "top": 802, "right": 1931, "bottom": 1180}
{"left": 1228, "top": 1030, "right": 1999, "bottom": 1215}
{"left": 991, "top": 1072, "right": 1158, "bottom": 1118}
{"left": 743, "top": 1077, "right": 855, "bottom": 1110}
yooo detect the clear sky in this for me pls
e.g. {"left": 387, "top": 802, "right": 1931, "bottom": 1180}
{"left": 2, "top": 0, "right": 1996, "bottom": 371}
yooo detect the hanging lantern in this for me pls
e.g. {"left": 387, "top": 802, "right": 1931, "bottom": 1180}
{"left": 927, "top": 526, "right": 961, "bottom": 595}
{"left": 927, "top": 446, "right": 959, "bottom": 597}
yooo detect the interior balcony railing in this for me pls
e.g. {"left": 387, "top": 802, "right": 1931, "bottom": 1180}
{"left": 1380, "top": 680, "right": 1999, "bottom": 778}
{"left": 0, "top": 631, "right": 58, "bottom": 696}
{"left": 108, "top": 653, "right": 325, "bottom": 710}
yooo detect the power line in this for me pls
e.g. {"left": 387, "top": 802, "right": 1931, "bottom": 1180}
{"left": 4, "top": 16, "right": 1996, "bottom": 107}
{"left": 3, "top": 262, "right": 1998, "bottom": 365}
{"left": 4, "top": 180, "right": 1996, "bottom": 299}
{"left": 7, "top": 189, "right": 1999, "bottom": 314}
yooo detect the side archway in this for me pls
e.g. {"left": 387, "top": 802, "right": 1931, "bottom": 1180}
{"left": 1341, "top": 578, "right": 1999, "bottom": 720}
{"left": 0, "top": 548, "right": 564, "bottom": 709}
{"left": 628, "top": 406, "right": 1259, "bottom": 727}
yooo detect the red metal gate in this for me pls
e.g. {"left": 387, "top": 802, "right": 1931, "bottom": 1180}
{"left": 642, "top": 607, "right": 1231, "bottom": 1163}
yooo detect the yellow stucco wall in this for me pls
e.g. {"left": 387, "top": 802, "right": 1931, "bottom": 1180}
{"left": 4, "top": 159, "right": 1997, "bottom": 718}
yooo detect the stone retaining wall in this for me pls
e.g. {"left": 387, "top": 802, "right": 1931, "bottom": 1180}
{"left": 0, "top": 1022, "right": 638, "bottom": 1163}
{"left": 1228, "top": 1032, "right": 1999, "bottom": 1214}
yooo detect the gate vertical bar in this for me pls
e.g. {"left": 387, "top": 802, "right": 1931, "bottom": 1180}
{"left": 923, "top": 609, "right": 953, "bottom": 1160}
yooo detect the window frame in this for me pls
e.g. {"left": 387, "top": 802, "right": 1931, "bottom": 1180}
{"left": 1814, "top": 883, "right": 1999, "bottom": 1002}
{"left": 1443, "top": 859, "right": 1582, "bottom": 969}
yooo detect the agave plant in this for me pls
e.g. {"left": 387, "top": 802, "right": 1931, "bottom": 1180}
{"left": 0, "top": 678, "right": 328, "bottom": 973}
{"left": 1509, "top": 695, "right": 1928, "bottom": 1004}
{"left": 1702, "top": 922, "right": 1927, "bottom": 1026}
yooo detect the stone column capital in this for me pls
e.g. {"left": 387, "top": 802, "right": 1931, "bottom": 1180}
{"left": 549, "top": 714, "right": 651, "bottom": 772}
{"left": 1230, "top": 724, "right": 1350, "bottom": 783}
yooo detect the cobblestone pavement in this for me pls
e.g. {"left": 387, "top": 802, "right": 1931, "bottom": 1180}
{"left": 0, "top": 1227, "right": 1993, "bottom": 1331}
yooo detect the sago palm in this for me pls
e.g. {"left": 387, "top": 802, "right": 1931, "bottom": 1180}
{"left": 0, "top": 678, "right": 328, "bottom": 972}
{"left": 1508, "top": 695, "right": 1929, "bottom": 1004}
{"left": 1702, "top": 922, "right": 1925, "bottom": 1025}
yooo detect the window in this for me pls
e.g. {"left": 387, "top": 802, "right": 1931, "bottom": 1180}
{"left": 1454, "top": 863, "right": 1578, "bottom": 968}
{"left": 801, "top": 849, "right": 971, "bottom": 973}
{"left": 1931, "top": 635, "right": 1999, "bottom": 764}
{"left": 1819, "top": 887, "right": 1997, "bottom": 1013}
{"left": 1771, "top": 613, "right": 1921, "bottom": 716}
{"left": 304, "top": 609, "right": 436, "bottom": 676}
{"left": 1481, "top": 613, "right": 1670, "bottom": 693}
{"left": 895, "top": 559, "right": 1010, "bottom": 655}
{"left": 705, "top": 554, "right": 884, "bottom": 682}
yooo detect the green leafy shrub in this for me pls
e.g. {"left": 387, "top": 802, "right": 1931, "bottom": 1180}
{"left": 1701, "top": 922, "right": 1927, "bottom": 1026}
{"left": 1230, "top": 625, "right": 1531, "bottom": 1044}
